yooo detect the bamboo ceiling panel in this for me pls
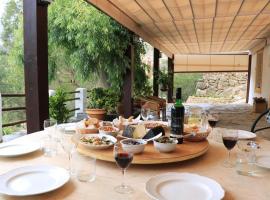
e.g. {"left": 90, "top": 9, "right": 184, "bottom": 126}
{"left": 88, "top": 0, "right": 270, "bottom": 56}
{"left": 174, "top": 54, "right": 249, "bottom": 72}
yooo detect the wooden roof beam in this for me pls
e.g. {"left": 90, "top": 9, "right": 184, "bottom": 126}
{"left": 87, "top": 0, "right": 173, "bottom": 58}
{"left": 133, "top": 0, "right": 182, "bottom": 54}
{"left": 189, "top": 0, "right": 200, "bottom": 53}
{"left": 162, "top": 0, "right": 190, "bottom": 53}
{"left": 210, "top": 0, "right": 217, "bottom": 52}
{"left": 220, "top": 0, "right": 245, "bottom": 52}
{"left": 229, "top": 1, "right": 270, "bottom": 51}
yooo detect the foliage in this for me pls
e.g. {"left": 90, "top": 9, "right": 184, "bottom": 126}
{"left": 174, "top": 73, "right": 202, "bottom": 102}
{"left": 88, "top": 87, "right": 120, "bottom": 114}
{"left": 157, "top": 70, "right": 169, "bottom": 89}
{"left": 48, "top": 0, "right": 151, "bottom": 95}
{"left": 133, "top": 39, "right": 152, "bottom": 97}
{"left": 0, "top": 0, "right": 22, "bottom": 53}
{"left": 0, "top": 0, "right": 24, "bottom": 93}
{"left": 0, "top": 0, "right": 25, "bottom": 135}
{"left": 49, "top": 88, "right": 70, "bottom": 123}
{"left": 0, "top": 0, "right": 152, "bottom": 134}
{"left": 48, "top": 0, "right": 128, "bottom": 91}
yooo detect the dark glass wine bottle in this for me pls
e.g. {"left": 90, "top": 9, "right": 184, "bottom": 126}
{"left": 170, "top": 88, "right": 185, "bottom": 144}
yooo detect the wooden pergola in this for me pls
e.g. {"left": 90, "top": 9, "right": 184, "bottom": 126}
{"left": 23, "top": 0, "right": 270, "bottom": 133}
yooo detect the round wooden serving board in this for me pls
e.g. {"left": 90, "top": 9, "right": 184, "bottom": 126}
{"left": 76, "top": 139, "right": 209, "bottom": 164}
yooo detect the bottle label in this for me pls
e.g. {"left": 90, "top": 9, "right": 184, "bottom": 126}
{"left": 171, "top": 117, "right": 184, "bottom": 135}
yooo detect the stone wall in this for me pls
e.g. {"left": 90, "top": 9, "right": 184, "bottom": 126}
{"left": 196, "top": 72, "right": 248, "bottom": 102}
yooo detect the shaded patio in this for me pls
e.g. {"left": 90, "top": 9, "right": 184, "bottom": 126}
{"left": 20, "top": 0, "right": 270, "bottom": 134}
{"left": 0, "top": 1, "right": 270, "bottom": 200}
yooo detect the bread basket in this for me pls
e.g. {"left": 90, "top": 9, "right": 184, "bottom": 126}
{"left": 184, "top": 125, "right": 211, "bottom": 142}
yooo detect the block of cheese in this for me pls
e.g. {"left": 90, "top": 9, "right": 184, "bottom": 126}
{"left": 133, "top": 125, "right": 147, "bottom": 139}
{"left": 122, "top": 125, "right": 147, "bottom": 139}
{"left": 122, "top": 125, "right": 136, "bottom": 138}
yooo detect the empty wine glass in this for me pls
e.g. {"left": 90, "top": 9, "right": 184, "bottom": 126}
{"left": 113, "top": 143, "right": 134, "bottom": 194}
{"left": 222, "top": 129, "right": 238, "bottom": 168}
{"left": 43, "top": 119, "right": 58, "bottom": 156}
{"left": 141, "top": 108, "right": 149, "bottom": 121}
{"left": 147, "top": 110, "right": 159, "bottom": 121}
{"left": 58, "top": 127, "right": 75, "bottom": 174}
{"left": 44, "top": 119, "right": 57, "bottom": 138}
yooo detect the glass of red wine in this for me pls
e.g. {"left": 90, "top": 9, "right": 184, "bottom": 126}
{"left": 208, "top": 114, "right": 219, "bottom": 140}
{"left": 208, "top": 114, "right": 219, "bottom": 128}
{"left": 113, "top": 143, "right": 134, "bottom": 194}
{"left": 222, "top": 130, "right": 238, "bottom": 168}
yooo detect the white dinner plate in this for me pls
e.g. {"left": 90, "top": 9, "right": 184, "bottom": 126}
{"left": 0, "top": 165, "right": 70, "bottom": 196}
{"left": 79, "top": 134, "right": 117, "bottom": 150}
{"left": 145, "top": 172, "right": 224, "bottom": 200}
{"left": 256, "top": 155, "right": 270, "bottom": 169}
{"left": 237, "top": 130, "right": 256, "bottom": 140}
{"left": 0, "top": 142, "right": 40, "bottom": 157}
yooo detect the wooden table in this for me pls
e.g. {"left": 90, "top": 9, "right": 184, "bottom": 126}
{"left": 0, "top": 131, "right": 270, "bottom": 200}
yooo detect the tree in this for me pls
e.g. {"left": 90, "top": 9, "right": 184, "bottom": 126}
{"left": 0, "top": 0, "right": 22, "bottom": 53}
{"left": 0, "top": 0, "right": 24, "bottom": 134}
{"left": 48, "top": 0, "right": 151, "bottom": 95}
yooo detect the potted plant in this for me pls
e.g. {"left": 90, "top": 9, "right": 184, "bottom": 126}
{"left": 87, "top": 88, "right": 119, "bottom": 120}
{"left": 158, "top": 70, "right": 169, "bottom": 91}
{"left": 49, "top": 88, "right": 70, "bottom": 123}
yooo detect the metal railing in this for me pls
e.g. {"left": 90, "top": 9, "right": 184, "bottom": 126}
{"left": 1, "top": 94, "right": 26, "bottom": 128}
{"left": 1, "top": 90, "right": 81, "bottom": 129}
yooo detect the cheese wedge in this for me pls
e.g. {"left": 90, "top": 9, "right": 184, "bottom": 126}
{"left": 133, "top": 125, "right": 147, "bottom": 139}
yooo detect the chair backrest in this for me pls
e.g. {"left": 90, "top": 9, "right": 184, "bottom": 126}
{"left": 142, "top": 101, "right": 160, "bottom": 112}
{"left": 267, "top": 111, "right": 270, "bottom": 124}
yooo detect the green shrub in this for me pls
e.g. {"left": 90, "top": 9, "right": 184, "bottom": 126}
{"left": 49, "top": 88, "right": 70, "bottom": 123}
{"left": 88, "top": 87, "right": 120, "bottom": 114}
{"left": 174, "top": 73, "right": 202, "bottom": 102}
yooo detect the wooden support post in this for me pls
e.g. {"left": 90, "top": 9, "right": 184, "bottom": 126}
{"left": 246, "top": 54, "right": 252, "bottom": 103}
{"left": 153, "top": 48, "right": 160, "bottom": 96}
{"left": 167, "top": 55, "right": 174, "bottom": 103}
{"left": 121, "top": 41, "right": 134, "bottom": 118}
{"left": 23, "top": 0, "right": 50, "bottom": 133}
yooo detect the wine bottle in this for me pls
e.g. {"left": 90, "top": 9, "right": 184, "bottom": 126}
{"left": 170, "top": 88, "right": 185, "bottom": 144}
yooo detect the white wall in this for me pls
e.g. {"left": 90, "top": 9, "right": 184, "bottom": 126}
{"left": 249, "top": 44, "right": 270, "bottom": 104}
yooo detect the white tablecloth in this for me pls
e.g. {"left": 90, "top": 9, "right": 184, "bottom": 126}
{"left": 0, "top": 131, "right": 270, "bottom": 200}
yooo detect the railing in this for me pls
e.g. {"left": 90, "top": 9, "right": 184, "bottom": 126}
{"left": 63, "top": 90, "right": 80, "bottom": 114}
{"left": 1, "top": 89, "right": 87, "bottom": 131}
{"left": 1, "top": 94, "right": 26, "bottom": 128}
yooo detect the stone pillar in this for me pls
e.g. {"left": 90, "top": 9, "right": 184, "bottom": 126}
{"left": 75, "top": 88, "right": 87, "bottom": 117}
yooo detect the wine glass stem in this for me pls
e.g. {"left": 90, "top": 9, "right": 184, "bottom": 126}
{"left": 121, "top": 169, "right": 126, "bottom": 187}
{"left": 68, "top": 153, "right": 71, "bottom": 170}
{"left": 228, "top": 150, "right": 231, "bottom": 163}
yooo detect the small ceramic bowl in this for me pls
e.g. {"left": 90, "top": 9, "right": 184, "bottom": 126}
{"left": 120, "top": 138, "right": 147, "bottom": 154}
{"left": 153, "top": 137, "right": 178, "bottom": 153}
{"left": 99, "top": 126, "right": 119, "bottom": 137}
